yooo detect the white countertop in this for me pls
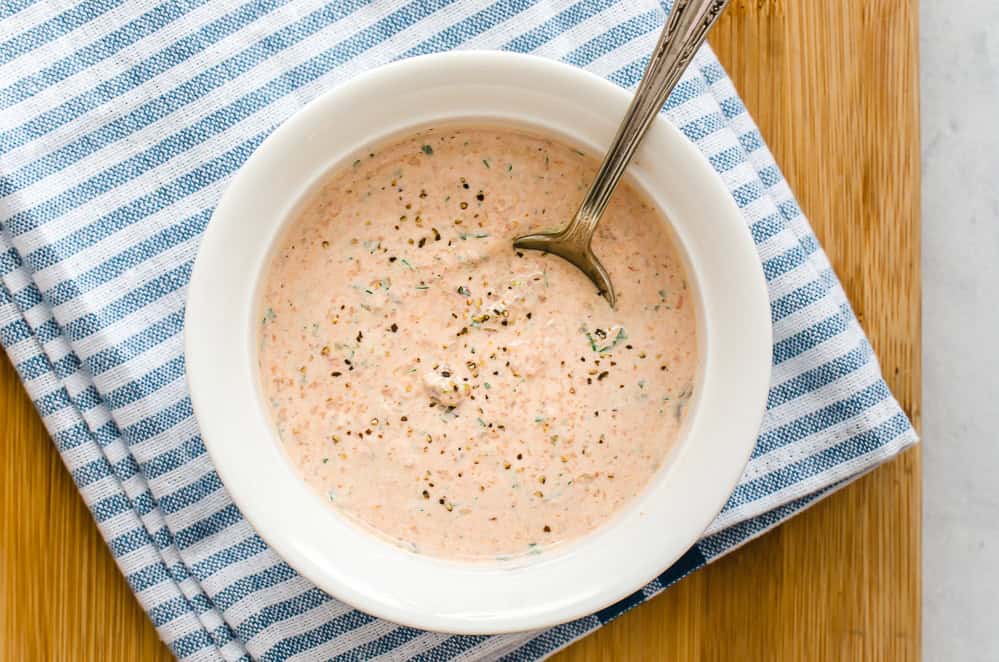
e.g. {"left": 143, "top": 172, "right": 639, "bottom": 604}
{"left": 921, "top": 1, "right": 999, "bottom": 659}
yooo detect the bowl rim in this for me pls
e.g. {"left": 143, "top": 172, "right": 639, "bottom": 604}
{"left": 185, "top": 50, "right": 772, "bottom": 634}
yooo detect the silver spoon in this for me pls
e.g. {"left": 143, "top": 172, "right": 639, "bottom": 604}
{"left": 513, "top": 0, "right": 730, "bottom": 308}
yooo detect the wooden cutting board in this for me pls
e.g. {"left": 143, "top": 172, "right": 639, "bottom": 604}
{"left": 0, "top": 1, "right": 920, "bottom": 660}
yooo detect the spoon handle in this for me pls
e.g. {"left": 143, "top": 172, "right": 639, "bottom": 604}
{"left": 558, "top": 0, "right": 729, "bottom": 247}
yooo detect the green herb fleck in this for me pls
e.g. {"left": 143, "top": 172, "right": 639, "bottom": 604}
{"left": 582, "top": 325, "right": 628, "bottom": 353}
{"left": 352, "top": 159, "right": 362, "bottom": 167}
{"left": 415, "top": 284, "right": 430, "bottom": 290}
{"left": 457, "top": 285, "right": 471, "bottom": 297}
{"left": 421, "top": 144, "right": 434, "bottom": 155}
{"left": 477, "top": 417, "right": 487, "bottom": 427}
{"left": 400, "top": 258, "right": 415, "bottom": 270}
{"left": 262, "top": 307, "right": 277, "bottom": 324}
{"left": 482, "top": 158, "right": 491, "bottom": 169}
{"left": 459, "top": 232, "right": 490, "bottom": 240}
{"left": 507, "top": 164, "right": 513, "bottom": 172}
{"left": 322, "top": 457, "right": 329, "bottom": 464}
{"left": 484, "top": 382, "right": 492, "bottom": 389}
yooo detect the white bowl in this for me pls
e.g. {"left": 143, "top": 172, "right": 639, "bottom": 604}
{"left": 186, "top": 51, "right": 771, "bottom": 634}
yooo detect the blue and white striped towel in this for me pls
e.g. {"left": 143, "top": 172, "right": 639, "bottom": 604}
{"left": 0, "top": 1, "right": 917, "bottom": 659}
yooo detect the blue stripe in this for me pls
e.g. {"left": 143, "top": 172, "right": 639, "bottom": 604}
{"left": 409, "top": 635, "right": 489, "bottom": 662}
{"left": 207, "top": 622, "right": 241, "bottom": 655}
{"left": 329, "top": 626, "right": 424, "bottom": 662}
{"left": 0, "top": 0, "right": 45, "bottom": 20}
{"left": 0, "top": 317, "right": 31, "bottom": 346}
{"left": 114, "top": 455, "right": 142, "bottom": 481}
{"left": 189, "top": 534, "right": 268, "bottom": 580}
{"left": 50, "top": 351, "right": 82, "bottom": 380}
{"left": 0, "top": 0, "right": 125, "bottom": 64}
{"left": 698, "top": 483, "right": 838, "bottom": 559}
{"left": 607, "top": 56, "right": 645, "bottom": 90}
{"left": 212, "top": 562, "right": 298, "bottom": 612}
{"left": 559, "top": 10, "right": 660, "bottom": 69}
{"left": 104, "top": 354, "right": 186, "bottom": 411}
{"left": 501, "top": 0, "right": 618, "bottom": 54}
{"left": 54, "top": 418, "right": 119, "bottom": 451}
{"left": 127, "top": 560, "right": 172, "bottom": 593}
{"left": 34, "top": 318, "right": 62, "bottom": 344}
{"left": 92, "top": 490, "right": 156, "bottom": 522}
{"left": 63, "top": 261, "right": 191, "bottom": 342}
{"left": 155, "top": 592, "right": 221, "bottom": 629}
{"left": 45, "top": 210, "right": 210, "bottom": 308}
{"left": 74, "top": 384, "right": 103, "bottom": 412}
{"left": 707, "top": 145, "right": 745, "bottom": 174}
{"left": 730, "top": 411, "right": 911, "bottom": 506}
{"left": 399, "top": 0, "right": 534, "bottom": 59}
{"left": 0, "top": 0, "right": 289, "bottom": 155}
{"left": 749, "top": 212, "right": 786, "bottom": 246}
{"left": 141, "top": 434, "right": 207, "bottom": 481}
{"left": 700, "top": 60, "right": 726, "bottom": 85}
{"left": 767, "top": 340, "right": 873, "bottom": 411}
{"left": 773, "top": 305, "right": 852, "bottom": 365}
{"left": 598, "top": 545, "right": 704, "bottom": 623}
{"left": 762, "top": 234, "right": 819, "bottom": 283}
{"left": 759, "top": 164, "right": 782, "bottom": 188}
{"left": 174, "top": 502, "right": 242, "bottom": 549}
{"left": 0, "top": 246, "right": 21, "bottom": 275}
{"left": 170, "top": 628, "right": 215, "bottom": 660}
{"left": 87, "top": 309, "right": 185, "bottom": 376}
{"left": 0, "top": 0, "right": 211, "bottom": 109}
{"left": 72, "top": 456, "right": 113, "bottom": 488}
{"left": 771, "top": 269, "right": 838, "bottom": 322}
{"left": 778, "top": 199, "right": 803, "bottom": 222}
{"left": 498, "top": 620, "right": 595, "bottom": 662}
{"left": 53, "top": 421, "right": 93, "bottom": 451}
{"left": 33, "top": 385, "right": 72, "bottom": 417}
{"left": 11, "top": 281, "right": 41, "bottom": 311}
{"left": 73, "top": 450, "right": 142, "bottom": 488}
{"left": 109, "top": 525, "right": 164, "bottom": 557}
{"left": 96, "top": 418, "right": 122, "bottom": 447}
{"left": 121, "top": 395, "right": 193, "bottom": 446}
{"left": 738, "top": 129, "right": 764, "bottom": 153}
{"left": 751, "top": 380, "right": 891, "bottom": 460}
{"left": 234, "top": 587, "right": 333, "bottom": 644}
{"left": 718, "top": 96, "right": 745, "bottom": 120}
{"left": 15, "top": 353, "right": 49, "bottom": 381}
{"left": 158, "top": 471, "right": 224, "bottom": 515}
{"left": 92, "top": 492, "right": 134, "bottom": 522}
{"left": 258, "top": 602, "right": 374, "bottom": 662}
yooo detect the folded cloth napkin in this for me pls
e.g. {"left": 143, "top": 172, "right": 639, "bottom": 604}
{"left": 0, "top": 0, "right": 917, "bottom": 659}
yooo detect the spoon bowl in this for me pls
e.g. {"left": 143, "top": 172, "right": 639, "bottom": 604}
{"left": 513, "top": 230, "right": 616, "bottom": 307}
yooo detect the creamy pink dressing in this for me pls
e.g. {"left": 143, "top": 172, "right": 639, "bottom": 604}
{"left": 258, "top": 126, "right": 697, "bottom": 559}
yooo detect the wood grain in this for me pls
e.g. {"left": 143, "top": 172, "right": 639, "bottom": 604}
{"left": 0, "top": 1, "right": 919, "bottom": 660}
